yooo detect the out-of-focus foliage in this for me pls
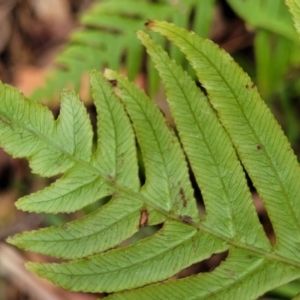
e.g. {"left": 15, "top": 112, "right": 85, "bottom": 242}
{"left": 228, "top": 0, "right": 300, "bottom": 148}
{"left": 31, "top": 0, "right": 216, "bottom": 100}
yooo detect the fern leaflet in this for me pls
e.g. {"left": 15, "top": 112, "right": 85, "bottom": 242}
{"left": 31, "top": 0, "right": 215, "bottom": 102}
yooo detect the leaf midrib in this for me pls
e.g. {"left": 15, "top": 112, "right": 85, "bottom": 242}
{"left": 153, "top": 46, "right": 237, "bottom": 237}
{"left": 26, "top": 208, "right": 140, "bottom": 245}
{"left": 117, "top": 79, "right": 178, "bottom": 212}
{"left": 95, "top": 82, "right": 118, "bottom": 178}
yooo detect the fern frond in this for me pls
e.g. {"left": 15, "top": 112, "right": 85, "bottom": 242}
{"left": 137, "top": 30, "right": 270, "bottom": 247}
{"left": 4, "top": 19, "right": 300, "bottom": 299}
{"left": 31, "top": 0, "right": 215, "bottom": 102}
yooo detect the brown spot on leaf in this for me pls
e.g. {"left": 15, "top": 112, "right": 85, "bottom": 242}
{"left": 62, "top": 223, "right": 69, "bottom": 231}
{"left": 139, "top": 210, "right": 148, "bottom": 227}
{"left": 257, "top": 145, "right": 262, "bottom": 150}
{"left": 224, "top": 268, "right": 237, "bottom": 278}
{"left": 145, "top": 19, "right": 154, "bottom": 29}
{"left": 247, "top": 255, "right": 255, "bottom": 261}
{"left": 179, "top": 187, "right": 187, "bottom": 207}
{"left": 0, "top": 117, "right": 13, "bottom": 130}
{"left": 108, "top": 79, "right": 118, "bottom": 87}
{"left": 180, "top": 215, "right": 192, "bottom": 224}
{"left": 107, "top": 174, "right": 116, "bottom": 183}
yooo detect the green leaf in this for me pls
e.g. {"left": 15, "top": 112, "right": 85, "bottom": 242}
{"left": 148, "top": 21, "right": 300, "bottom": 256}
{"left": 27, "top": 221, "right": 226, "bottom": 292}
{"left": 106, "top": 248, "right": 300, "bottom": 300}
{"left": 137, "top": 30, "right": 270, "bottom": 248}
{"left": 16, "top": 166, "right": 111, "bottom": 213}
{"left": 13, "top": 71, "right": 140, "bottom": 214}
{"left": 104, "top": 69, "right": 199, "bottom": 220}
{"left": 8, "top": 196, "right": 143, "bottom": 259}
{"left": 90, "top": 70, "right": 140, "bottom": 190}
{"left": 0, "top": 86, "right": 92, "bottom": 177}
{"left": 4, "top": 18, "right": 300, "bottom": 300}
